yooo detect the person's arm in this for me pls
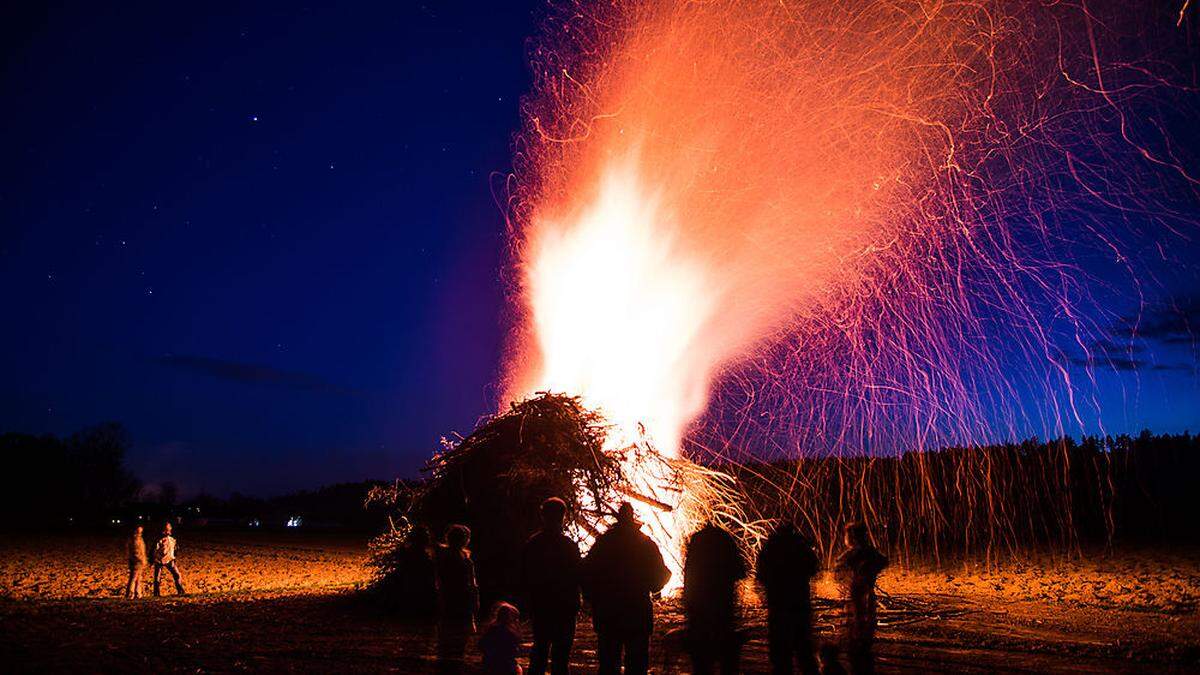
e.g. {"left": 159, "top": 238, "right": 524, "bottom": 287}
{"left": 466, "top": 558, "right": 480, "bottom": 616}
{"left": 567, "top": 539, "right": 583, "bottom": 594}
{"left": 646, "top": 539, "right": 670, "bottom": 593}
{"left": 579, "top": 544, "right": 596, "bottom": 602}
{"left": 872, "top": 549, "right": 889, "bottom": 575}
{"left": 518, "top": 539, "right": 531, "bottom": 599}
{"left": 802, "top": 547, "right": 820, "bottom": 578}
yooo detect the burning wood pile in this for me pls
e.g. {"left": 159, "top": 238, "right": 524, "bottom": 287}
{"left": 369, "top": 392, "right": 761, "bottom": 601}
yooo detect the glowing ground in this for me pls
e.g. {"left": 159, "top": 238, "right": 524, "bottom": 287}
{"left": 2, "top": 532, "right": 1198, "bottom": 672}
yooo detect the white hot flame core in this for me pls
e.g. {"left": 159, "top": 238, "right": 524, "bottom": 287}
{"left": 525, "top": 160, "right": 727, "bottom": 588}
{"left": 528, "top": 160, "right": 718, "bottom": 457}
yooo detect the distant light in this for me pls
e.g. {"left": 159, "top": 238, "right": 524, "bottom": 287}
{"left": 286, "top": 516, "right": 302, "bottom": 528}
{"left": 250, "top": 115, "right": 259, "bottom": 122}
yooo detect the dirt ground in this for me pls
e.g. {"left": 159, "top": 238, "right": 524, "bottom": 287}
{"left": 2, "top": 531, "right": 1198, "bottom": 673}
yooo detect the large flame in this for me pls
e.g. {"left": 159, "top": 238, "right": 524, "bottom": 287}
{"left": 527, "top": 159, "right": 715, "bottom": 456}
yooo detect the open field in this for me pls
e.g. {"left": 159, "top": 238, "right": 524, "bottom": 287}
{"left": 2, "top": 531, "right": 1199, "bottom": 672}
{"left": 0, "top": 531, "right": 370, "bottom": 599}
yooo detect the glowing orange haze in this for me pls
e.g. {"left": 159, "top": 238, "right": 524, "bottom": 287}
{"left": 507, "top": 0, "right": 982, "bottom": 457}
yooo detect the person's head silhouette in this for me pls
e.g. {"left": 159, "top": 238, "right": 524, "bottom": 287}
{"left": 615, "top": 501, "right": 638, "bottom": 527}
{"left": 844, "top": 521, "right": 869, "bottom": 548}
{"left": 541, "top": 497, "right": 567, "bottom": 532}
{"left": 446, "top": 524, "right": 471, "bottom": 551}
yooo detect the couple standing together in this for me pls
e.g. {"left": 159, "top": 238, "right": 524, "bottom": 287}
{"left": 519, "top": 498, "right": 668, "bottom": 675}
{"left": 124, "top": 522, "right": 186, "bottom": 598}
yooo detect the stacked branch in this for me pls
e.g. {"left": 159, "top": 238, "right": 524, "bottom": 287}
{"left": 367, "top": 393, "right": 767, "bottom": 603}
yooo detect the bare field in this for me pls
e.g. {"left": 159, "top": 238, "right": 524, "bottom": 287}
{"left": 2, "top": 532, "right": 1198, "bottom": 672}
{"left": 0, "top": 530, "right": 370, "bottom": 599}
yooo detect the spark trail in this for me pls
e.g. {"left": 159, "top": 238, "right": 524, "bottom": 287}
{"left": 501, "top": 0, "right": 1199, "bottom": 569}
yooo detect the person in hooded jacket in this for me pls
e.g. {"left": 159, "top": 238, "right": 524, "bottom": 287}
{"left": 582, "top": 502, "right": 670, "bottom": 675}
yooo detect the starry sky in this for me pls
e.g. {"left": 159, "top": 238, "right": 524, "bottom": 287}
{"left": 2, "top": 2, "right": 540, "bottom": 495}
{"left": 2, "top": 2, "right": 1197, "bottom": 497}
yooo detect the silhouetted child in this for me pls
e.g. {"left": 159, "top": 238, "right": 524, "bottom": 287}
{"left": 479, "top": 601, "right": 523, "bottom": 675}
{"left": 835, "top": 522, "right": 888, "bottom": 674}
{"left": 436, "top": 524, "right": 479, "bottom": 674}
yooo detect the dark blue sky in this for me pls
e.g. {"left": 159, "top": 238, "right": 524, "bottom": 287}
{"left": 2, "top": 2, "right": 1197, "bottom": 496}
{"left": 2, "top": 2, "right": 539, "bottom": 495}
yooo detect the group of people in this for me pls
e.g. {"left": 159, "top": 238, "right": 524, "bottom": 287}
{"left": 123, "top": 522, "right": 187, "bottom": 598}
{"left": 399, "top": 497, "right": 888, "bottom": 675}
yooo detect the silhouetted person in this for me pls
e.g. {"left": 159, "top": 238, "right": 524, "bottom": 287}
{"left": 153, "top": 522, "right": 186, "bottom": 596}
{"left": 682, "top": 522, "right": 746, "bottom": 675}
{"left": 400, "top": 525, "right": 438, "bottom": 623}
{"left": 479, "top": 601, "right": 524, "bottom": 675}
{"left": 125, "top": 524, "right": 147, "bottom": 599}
{"left": 755, "top": 521, "right": 820, "bottom": 675}
{"left": 582, "top": 502, "right": 670, "bottom": 675}
{"left": 436, "top": 524, "right": 480, "bottom": 674}
{"left": 520, "top": 497, "right": 581, "bottom": 675}
{"left": 835, "top": 522, "right": 888, "bottom": 675}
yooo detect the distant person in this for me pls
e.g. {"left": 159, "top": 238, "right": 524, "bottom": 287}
{"left": 582, "top": 502, "right": 670, "bottom": 675}
{"left": 124, "top": 523, "right": 148, "bottom": 599}
{"left": 479, "top": 601, "right": 524, "bottom": 675}
{"left": 682, "top": 522, "right": 747, "bottom": 674}
{"left": 436, "top": 524, "right": 480, "bottom": 674}
{"left": 400, "top": 524, "right": 438, "bottom": 623}
{"left": 755, "top": 520, "right": 820, "bottom": 675}
{"left": 835, "top": 522, "right": 888, "bottom": 675}
{"left": 153, "top": 522, "right": 186, "bottom": 596}
{"left": 520, "top": 497, "right": 581, "bottom": 675}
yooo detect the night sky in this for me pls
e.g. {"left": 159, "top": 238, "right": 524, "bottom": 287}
{"left": 3, "top": 2, "right": 1197, "bottom": 497}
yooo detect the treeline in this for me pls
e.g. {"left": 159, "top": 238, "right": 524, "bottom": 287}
{"left": 732, "top": 430, "right": 1200, "bottom": 560}
{"left": 0, "top": 423, "right": 390, "bottom": 531}
{"left": 0, "top": 423, "right": 140, "bottom": 528}
{"left": 181, "top": 481, "right": 391, "bottom": 530}
{"left": 3, "top": 423, "right": 1196, "bottom": 551}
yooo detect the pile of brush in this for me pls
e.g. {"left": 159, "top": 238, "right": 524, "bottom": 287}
{"left": 368, "top": 392, "right": 761, "bottom": 606}
{"left": 389, "top": 393, "right": 631, "bottom": 607}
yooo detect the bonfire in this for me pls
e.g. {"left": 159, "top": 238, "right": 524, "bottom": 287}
{"left": 370, "top": 393, "right": 759, "bottom": 602}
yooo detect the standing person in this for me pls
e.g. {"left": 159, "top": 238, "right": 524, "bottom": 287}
{"left": 436, "top": 524, "right": 480, "bottom": 674}
{"left": 835, "top": 522, "right": 888, "bottom": 675}
{"left": 755, "top": 520, "right": 820, "bottom": 675}
{"left": 400, "top": 524, "right": 438, "bottom": 623}
{"left": 582, "top": 502, "right": 670, "bottom": 675}
{"left": 124, "top": 523, "right": 148, "bottom": 599}
{"left": 153, "top": 522, "right": 186, "bottom": 596}
{"left": 682, "top": 522, "right": 746, "bottom": 675}
{"left": 520, "top": 497, "right": 581, "bottom": 675}
{"left": 479, "top": 601, "right": 524, "bottom": 675}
